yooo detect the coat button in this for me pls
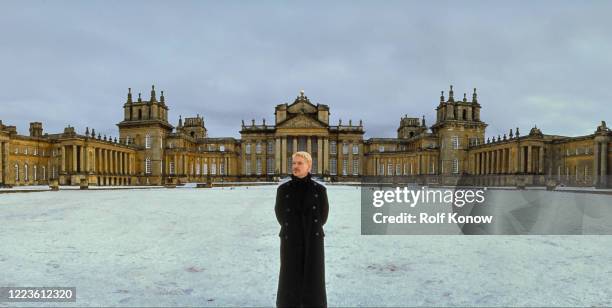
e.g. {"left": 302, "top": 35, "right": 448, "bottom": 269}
{"left": 314, "top": 219, "right": 318, "bottom": 223}
{"left": 284, "top": 222, "right": 288, "bottom": 226}
{"left": 315, "top": 232, "right": 320, "bottom": 236}
{"left": 286, "top": 208, "right": 291, "bottom": 212}
{"left": 314, "top": 193, "right": 318, "bottom": 197}
{"left": 285, "top": 194, "right": 289, "bottom": 198}
{"left": 284, "top": 235, "right": 288, "bottom": 239}
{"left": 312, "top": 206, "right": 316, "bottom": 210}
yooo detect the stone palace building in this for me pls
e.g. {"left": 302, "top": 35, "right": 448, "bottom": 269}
{"left": 0, "top": 85, "right": 610, "bottom": 188}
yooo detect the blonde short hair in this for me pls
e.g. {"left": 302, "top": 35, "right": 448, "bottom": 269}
{"left": 292, "top": 151, "right": 312, "bottom": 166}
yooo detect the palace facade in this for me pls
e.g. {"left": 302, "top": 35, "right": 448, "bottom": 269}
{"left": 0, "top": 85, "right": 610, "bottom": 188}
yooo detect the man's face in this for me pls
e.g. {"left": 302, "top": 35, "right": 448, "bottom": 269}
{"left": 292, "top": 155, "right": 311, "bottom": 178}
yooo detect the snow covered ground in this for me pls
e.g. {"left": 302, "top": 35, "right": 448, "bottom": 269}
{"left": 1, "top": 185, "right": 611, "bottom": 307}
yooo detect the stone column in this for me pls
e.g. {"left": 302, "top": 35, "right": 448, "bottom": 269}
{"left": 538, "top": 146, "right": 545, "bottom": 174}
{"left": 348, "top": 142, "right": 353, "bottom": 175}
{"left": 120, "top": 152, "right": 124, "bottom": 175}
{"left": 71, "top": 145, "right": 77, "bottom": 173}
{"left": 527, "top": 145, "right": 533, "bottom": 173}
{"left": 104, "top": 149, "right": 108, "bottom": 174}
{"left": 281, "top": 137, "right": 287, "bottom": 174}
{"left": 0, "top": 142, "right": 4, "bottom": 184}
{"left": 514, "top": 146, "right": 522, "bottom": 173}
{"left": 323, "top": 138, "right": 329, "bottom": 175}
{"left": 275, "top": 137, "right": 281, "bottom": 174}
{"left": 601, "top": 141, "right": 608, "bottom": 187}
{"left": 518, "top": 146, "right": 524, "bottom": 173}
{"left": 174, "top": 155, "right": 178, "bottom": 175}
{"left": 84, "top": 147, "right": 90, "bottom": 173}
{"left": 593, "top": 142, "right": 600, "bottom": 186}
{"left": 317, "top": 137, "right": 323, "bottom": 174}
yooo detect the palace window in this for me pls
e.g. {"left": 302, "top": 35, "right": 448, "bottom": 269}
{"left": 219, "top": 145, "right": 225, "bottom": 152}
{"left": 145, "top": 135, "right": 152, "bottom": 149}
{"left": 211, "top": 159, "right": 217, "bottom": 175}
{"left": 452, "top": 136, "right": 460, "bottom": 149}
{"left": 24, "top": 164, "right": 29, "bottom": 181}
{"left": 256, "top": 142, "right": 262, "bottom": 154}
{"left": 378, "top": 161, "right": 384, "bottom": 175}
{"left": 342, "top": 159, "right": 348, "bottom": 175}
{"left": 387, "top": 163, "right": 393, "bottom": 176}
{"left": 379, "top": 145, "right": 384, "bottom": 152}
{"left": 267, "top": 158, "right": 275, "bottom": 174}
{"left": 245, "top": 143, "right": 251, "bottom": 154}
{"left": 330, "top": 158, "right": 337, "bottom": 175}
{"left": 145, "top": 158, "right": 152, "bottom": 174}
{"left": 256, "top": 158, "right": 262, "bottom": 175}
{"left": 34, "top": 148, "right": 38, "bottom": 156}
{"left": 452, "top": 159, "right": 459, "bottom": 174}
{"left": 396, "top": 164, "right": 401, "bottom": 176}
{"left": 14, "top": 147, "right": 18, "bottom": 154}
{"left": 353, "top": 158, "right": 359, "bottom": 175}
{"left": 203, "top": 161, "right": 208, "bottom": 175}
{"left": 220, "top": 161, "right": 225, "bottom": 175}
{"left": 245, "top": 160, "right": 251, "bottom": 175}
{"left": 353, "top": 144, "right": 359, "bottom": 155}
{"left": 24, "top": 148, "right": 28, "bottom": 155}
{"left": 42, "top": 166, "right": 46, "bottom": 180}
{"left": 15, "top": 164, "right": 19, "bottom": 181}
{"left": 33, "top": 165, "right": 37, "bottom": 181}
{"left": 312, "top": 157, "right": 318, "bottom": 174}
{"left": 342, "top": 143, "right": 349, "bottom": 155}
{"left": 330, "top": 141, "right": 337, "bottom": 154}
{"left": 169, "top": 162, "right": 175, "bottom": 175}
{"left": 267, "top": 141, "right": 274, "bottom": 154}
{"left": 195, "top": 161, "right": 200, "bottom": 175}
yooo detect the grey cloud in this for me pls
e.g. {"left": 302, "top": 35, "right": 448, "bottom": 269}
{"left": 0, "top": 0, "right": 610, "bottom": 139}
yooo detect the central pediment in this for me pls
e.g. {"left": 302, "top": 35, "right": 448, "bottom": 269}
{"left": 276, "top": 114, "right": 327, "bottom": 129}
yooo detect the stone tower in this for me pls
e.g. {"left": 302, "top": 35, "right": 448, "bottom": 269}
{"left": 117, "top": 85, "right": 173, "bottom": 184}
{"left": 431, "top": 86, "right": 487, "bottom": 175}
{"left": 397, "top": 115, "right": 427, "bottom": 139}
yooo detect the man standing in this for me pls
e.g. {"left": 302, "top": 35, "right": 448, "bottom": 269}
{"left": 275, "top": 151, "right": 329, "bottom": 308}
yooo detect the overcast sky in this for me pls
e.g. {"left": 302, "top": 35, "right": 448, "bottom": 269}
{"left": 1, "top": 0, "right": 610, "bottom": 140}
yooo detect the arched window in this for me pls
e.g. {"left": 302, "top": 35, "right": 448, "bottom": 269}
{"left": 34, "top": 165, "right": 37, "bottom": 181}
{"left": 24, "top": 164, "right": 29, "bottom": 181}
{"left": 145, "top": 134, "right": 152, "bottom": 149}
{"left": 42, "top": 166, "right": 46, "bottom": 180}
{"left": 14, "top": 164, "right": 19, "bottom": 181}
{"left": 145, "top": 157, "right": 152, "bottom": 174}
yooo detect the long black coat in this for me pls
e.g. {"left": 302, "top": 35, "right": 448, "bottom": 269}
{"left": 275, "top": 175, "right": 329, "bottom": 308}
